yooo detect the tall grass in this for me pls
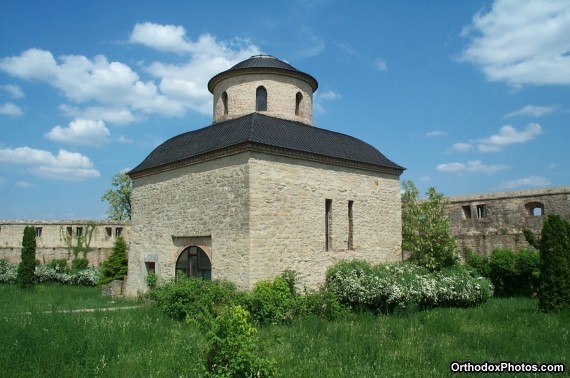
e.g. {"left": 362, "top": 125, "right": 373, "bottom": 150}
{"left": 0, "top": 285, "right": 567, "bottom": 377}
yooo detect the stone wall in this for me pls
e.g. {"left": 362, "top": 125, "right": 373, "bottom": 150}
{"left": 0, "top": 221, "right": 129, "bottom": 266}
{"left": 212, "top": 73, "right": 314, "bottom": 125}
{"left": 125, "top": 153, "right": 251, "bottom": 296}
{"left": 448, "top": 186, "right": 570, "bottom": 257}
{"left": 248, "top": 153, "right": 402, "bottom": 289}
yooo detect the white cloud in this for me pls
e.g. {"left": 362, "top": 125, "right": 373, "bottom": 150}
{"left": 0, "top": 102, "right": 23, "bottom": 116}
{"left": 450, "top": 142, "right": 473, "bottom": 152}
{"left": 313, "top": 90, "right": 341, "bottom": 113}
{"left": 437, "top": 160, "right": 509, "bottom": 174}
{"left": 460, "top": 0, "right": 570, "bottom": 86}
{"left": 0, "top": 84, "right": 24, "bottom": 98}
{"left": 319, "top": 91, "right": 341, "bottom": 100}
{"left": 498, "top": 176, "right": 551, "bottom": 190}
{"left": 477, "top": 123, "right": 542, "bottom": 152}
{"left": 0, "top": 147, "right": 99, "bottom": 180}
{"left": 0, "top": 28, "right": 261, "bottom": 119}
{"left": 426, "top": 131, "right": 447, "bottom": 137}
{"left": 503, "top": 105, "right": 559, "bottom": 118}
{"left": 45, "top": 119, "right": 110, "bottom": 147}
{"left": 374, "top": 58, "right": 388, "bottom": 71}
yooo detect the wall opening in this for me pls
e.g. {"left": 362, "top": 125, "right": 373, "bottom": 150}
{"left": 35, "top": 227, "right": 42, "bottom": 237}
{"left": 115, "top": 227, "right": 123, "bottom": 237}
{"left": 222, "top": 91, "right": 228, "bottom": 115}
{"left": 476, "top": 204, "right": 486, "bottom": 219}
{"left": 295, "top": 92, "right": 303, "bottom": 115}
{"left": 525, "top": 201, "right": 544, "bottom": 217}
{"left": 256, "top": 86, "right": 267, "bottom": 111}
{"left": 76, "top": 227, "right": 83, "bottom": 237}
{"left": 325, "top": 199, "right": 332, "bottom": 251}
{"left": 348, "top": 200, "right": 354, "bottom": 250}
{"left": 105, "top": 227, "right": 112, "bottom": 237}
{"left": 175, "top": 245, "right": 211, "bottom": 280}
{"left": 462, "top": 205, "right": 472, "bottom": 219}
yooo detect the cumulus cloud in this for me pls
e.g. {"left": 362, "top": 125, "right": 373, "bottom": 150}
{"left": 503, "top": 104, "right": 559, "bottom": 118}
{"left": 450, "top": 142, "right": 473, "bottom": 152}
{"left": 313, "top": 90, "right": 341, "bottom": 113}
{"left": 460, "top": 0, "right": 570, "bottom": 87}
{"left": 374, "top": 58, "right": 388, "bottom": 71}
{"left": 0, "top": 84, "right": 24, "bottom": 98}
{"left": 477, "top": 123, "right": 542, "bottom": 152}
{"left": 437, "top": 160, "right": 509, "bottom": 174}
{"left": 0, "top": 26, "right": 262, "bottom": 120}
{"left": 498, "top": 176, "right": 551, "bottom": 190}
{"left": 45, "top": 119, "right": 110, "bottom": 146}
{"left": 15, "top": 181, "right": 33, "bottom": 189}
{"left": 0, "top": 102, "right": 23, "bottom": 116}
{"left": 0, "top": 147, "right": 99, "bottom": 180}
{"left": 425, "top": 131, "right": 447, "bottom": 137}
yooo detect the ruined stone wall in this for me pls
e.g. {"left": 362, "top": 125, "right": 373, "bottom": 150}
{"left": 0, "top": 221, "right": 129, "bottom": 266}
{"left": 248, "top": 153, "right": 402, "bottom": 290}
{"left": 212, "top": 73, "right": 314, "bottom": 125}
{"left": 448, "top": 186, "right": 570, "bottom": 258}
{"left": 125, "top": 153, "right": 251, "bottom": 296}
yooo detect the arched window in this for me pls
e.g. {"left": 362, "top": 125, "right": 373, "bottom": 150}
{"left": 525, "top": 202, "right": 544, "bottom": 217}
{"left": 222, "top": 91, "right": 228, "bottom": 115}
{"left": 175, "top": 246, "right": 211, "bottom": 280}
{"left": 295, "top": 92, "right": 303, "bottom": 115}
{"left": 256, "top": 86, "right": 267, "bottom": 111}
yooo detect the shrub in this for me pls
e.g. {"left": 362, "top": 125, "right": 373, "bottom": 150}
{"left": 515, "top": 249, "right": 540, "bottom": 297}
{"left": 464, "top": 248, "right": 490, "bottom": 278}
{"left": 146, "top": 272, "right": 158, "bottom": 290}
{"left": 489, "top": 249, "right": 518, "bottom": 297}
{"left": 248, "top": 277, "right": 297, "bottom": 325}
{"left": 47, "top": 259, "right": 69, "bottom": 273}
{"left": 148, "top": 277, "right": 244, "bottom": 323}
{"left": 298, "top": 288, "right": 350, "bottom": 321}
{"left": 71, "top": 257, "right": 89, "bottom": 272}
{"left": 280, "top": 269, "right": 298, "bottom": 296}
{"left": 99, "top": 236, "right": 128, "bottom": 285}
{"left": 325, "top": 260, "right": 493, "bottom": 314}
{"left": 17, "top": 226, "right": 37, "bottom": 288}
{"left": 0, "top": 259, "right": 18, "bottom": 284}
{"left": 205, "top": 305, "right": 275, "bottom": 377}
{"left": 538, "top": 214, "right": 570, "bottom": 312}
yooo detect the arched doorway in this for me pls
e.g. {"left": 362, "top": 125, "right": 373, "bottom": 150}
{"left": 175, "top": 246, "right": 211, "bottom": 280}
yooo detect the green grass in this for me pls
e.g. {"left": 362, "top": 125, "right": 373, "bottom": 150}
{"left": 0, "top": 284, "right": 568, "bottom": 377}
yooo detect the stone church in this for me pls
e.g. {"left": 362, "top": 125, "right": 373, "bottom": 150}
{"left": 125, "top": 55, "right": 404, "bottom": 296}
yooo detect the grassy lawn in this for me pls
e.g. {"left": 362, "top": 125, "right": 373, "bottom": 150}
{"left": 0, "top": 284, "right": 568, "bottom": 377}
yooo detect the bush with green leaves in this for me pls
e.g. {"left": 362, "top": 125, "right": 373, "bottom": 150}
{"left": 205, "top": 305, "right": 275, "bottom": 377}
{"left": 248, "top": 277, "right": 298, "bottom": 325}
{"left": 538, "top": 214, "right": 570, "bottom": 312}
{"left": 17, "top": 226, "right": 37, "bottom": 288}
{"left": 47, "top": 259, "right": 69, "bottom": 273}
{"left": 488, "top": 248, "right": 540, "bottom": 297}
{"left": 464, "top": 248, "right": 490, "bottom": 278}
{"left": 34, "top": 265, "right": 99, "bottom": 286}
{"left": 297, "top": 288, "right": 350, "bottom": 321}
{"left": 99, "top": 236, "right": 128, "bottom": 285}
{"left": 148, "top": 277, "right": 245, "bottom": 323}
{"left": 325, "top": 260, "right": 493, "bottom": 313}
{"left": 0, "top": 259, "right": 18, "bottom": 283}
{"left": 71, "top": 257, "right": 89, "bottom": 273}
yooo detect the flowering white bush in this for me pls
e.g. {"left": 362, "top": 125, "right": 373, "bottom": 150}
{"left": 0, "top": 259, "right": 18, "bottom": 283}
{"left": 325, "top": 260, "right": 493, "bottom": 313}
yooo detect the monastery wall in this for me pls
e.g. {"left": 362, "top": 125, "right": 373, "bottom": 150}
{"left": 248, "top": 152, "right": 402, "bottom": 289}
{"left": 0, "top": 221, "right": 128, "bottom": 266}
{"left": 448, "top": 186, "right": 570, "bottom": 257}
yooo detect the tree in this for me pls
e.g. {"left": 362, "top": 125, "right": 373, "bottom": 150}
{"left": 102, "top": 172, "right": 132, "bottom": 221}
{"left": 401, "top": 180, "right": 459, "bottom": 271}
{"left": 99, "top": 236, "right": 128, "bottom": 285}
{"left": 538, "top": 214, "right": 570, "bottom": 312}
{"left": 17, "top": 226, "right": 37, "bottom": 288}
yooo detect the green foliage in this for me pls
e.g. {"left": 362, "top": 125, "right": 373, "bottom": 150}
{"left": 488, "top": 248, "right": 540, "bottom": 297}
{"left": 71, "top": 258, "right": 89, "bottom": 272}
{"left": 17, "top": 226, "right": 37, "bottom": 289}
{"left": 0, "top": 259, "right": 18, "bottom": 283}
{"left": 148, "top": 276, "right": 244, "bottom": 322}
{"left": 297, "top": 288, "right": 350, "bottom": 321}
{"left": 538, "top": 214, "right": 570, "bottom": 312}
{"left": 47, "top": 259, "right": 69, "bottom": 273}
{"left": 280, "top": 269, "right": 298, "bottom": 296}
{"left": 464, "top": 248, "right": 490, "bottom": 278}
{"left": 205, "top": 305, "right": 275, "bottom": 378}
{"left": 401, "top": 180, "right": 459, "bottom": 271}
{"left": 523, "top": 228, "right": 540, "bottom": 249}
{"left": 99, "top": 236, "right": 128, "bottom": 285}
{"left": 325, "top": 260, "right": 493, "bottom": 313}
{"left": 101, "top": 171, "right": 132, "bottom": 221}
{"left": 59, "top": 223, "right": 95, "bottom": 260}
{"left": 248, "top": 277, "right": 297, "bottom": 325}
{"left": 145, "top": 272, "right": 157, "bottom": 290}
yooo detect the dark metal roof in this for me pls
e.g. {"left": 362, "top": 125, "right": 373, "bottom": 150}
{"left": 208, "top": 55, "right": 318, "bottom": 93}
{"left": 129, "top": 113, "right": 404, "bottom": 175}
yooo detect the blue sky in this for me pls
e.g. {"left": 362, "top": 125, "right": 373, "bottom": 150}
{"left": 1, "top": 0, "right": 569, "bottom": 220}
